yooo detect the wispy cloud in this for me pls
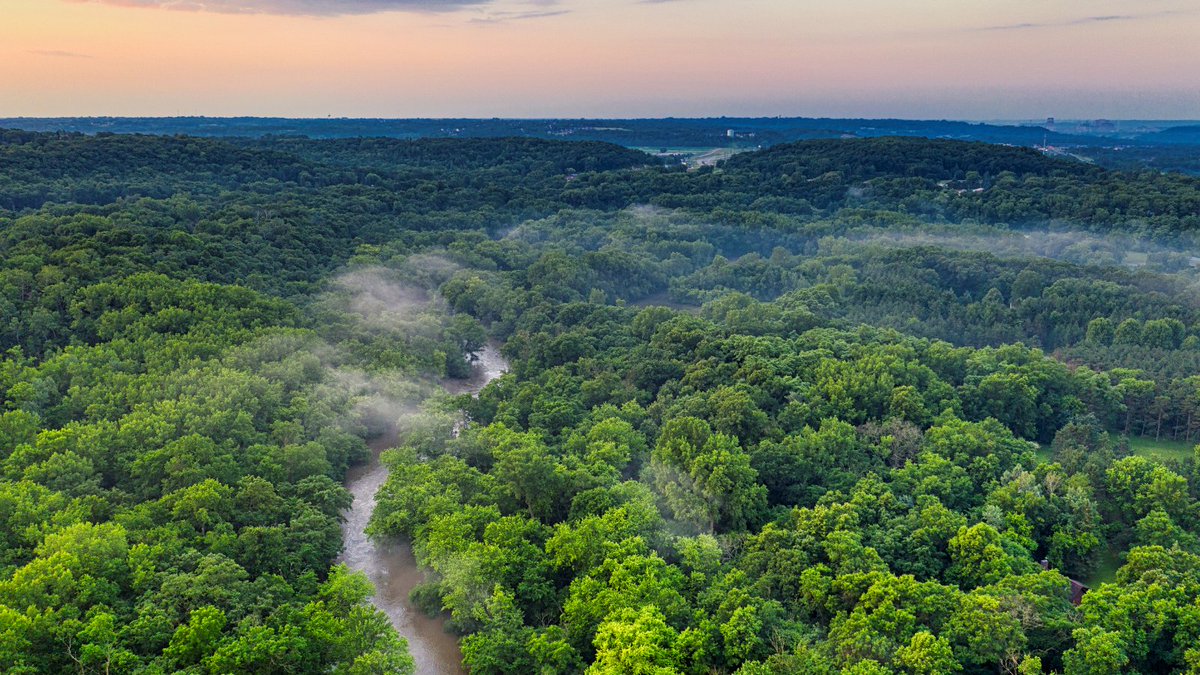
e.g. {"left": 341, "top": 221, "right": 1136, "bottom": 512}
{"left": 28, "top": 49, "right": 92, "bottom": 58}
{"left": 64, "top": 0, "right": 496, "bottom": 16}
{"left": 467, "top": 8, "right": 568, "bottom": 23}
{"left": 979, "top": 9, "right": 1191, "bottom": 31}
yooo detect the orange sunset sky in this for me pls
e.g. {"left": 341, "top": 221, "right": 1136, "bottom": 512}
{"left": 2, "top": 0, "right": 1198, "bottom": 118}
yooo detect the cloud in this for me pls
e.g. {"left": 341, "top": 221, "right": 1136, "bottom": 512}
{"left": 467, "top": 8, "right": 568, "bottom": 23}
{"left": 65, "top": 0, "right": 497, "bottom": 16}
{"left": 28, "top": 49, "right": 92, "bottom": 58}
{"left": 979, "top": 9, "right": 1191, "bottom": 31}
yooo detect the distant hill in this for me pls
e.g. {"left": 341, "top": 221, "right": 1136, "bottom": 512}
{"left": 1139, "top": 125, "right": 1200, "bottom": 145}
{"left": 722, "top": 136, "right": 1094, "bottom": 182}
{"left": 0, "top": 116, "right": 1103, "bottom": 149}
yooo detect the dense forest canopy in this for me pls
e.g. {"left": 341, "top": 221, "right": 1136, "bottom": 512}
{"left": 6, "top": 116, "right": 1199, "bottom": 175}
{"left": 4, "top": 129, "right": 1200, "bottom": 673}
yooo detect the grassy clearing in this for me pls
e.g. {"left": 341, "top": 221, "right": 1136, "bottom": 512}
{"left": 634, "top": 146, "right": 751, "bottom": 169}
{"left": 634, "top": 146, "right": 721, "bottom": 158}
{"left": 1085, "top": 546, "right": 1124, "bottom": 587}
{"left": 1031, "top": 437, "right": 1193, "bottom": 466}
{"left": 634, "top": 146, "right": 718, "bottom": 153}
{"left": 1128, "top": 436, "right": 1196, "bottom": 463}
{"left": 689, "top": 147, "right": 746, "bottom": 167}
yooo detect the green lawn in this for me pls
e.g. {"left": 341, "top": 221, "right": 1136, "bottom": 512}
{"left": 1085, "top": 546, "right": 1124, "bottom": 587}
{"left": 634, "top": 146, "right": 752, "bottom": 169}
{"left": 1034, "top": 435, "right": 1194, "bottom": 464}
{"left": 1044, "top": 435, "right": 1194, "bottom": 589}
{"left": 634, "top": 146, "right": 721, "bottom": 156}
{"left": 1128, "top": 436, "right": 1196, "bottom": 463}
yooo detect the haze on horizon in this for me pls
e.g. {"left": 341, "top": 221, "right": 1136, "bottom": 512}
{"left": 2, "top": 0, "right": 1198, "bottom": 120}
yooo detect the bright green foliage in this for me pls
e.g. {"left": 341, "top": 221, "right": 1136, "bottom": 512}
{"left": 649, "top": 417, "right": 767, "bottom": 533}
{"left": 893, "top": 631, "right": 959, "bottom": 675}
{"left": 588, "top": 606, "right": 682, "bottom": 675}
{"left": 947, "top": 523, "right": 1019, "bottom": 588}
{"left": 7, "top": 129, "right": 1200, "bottom": 675}
{"left": 1062, "top": 628, "right": 1129, "bottom": 675}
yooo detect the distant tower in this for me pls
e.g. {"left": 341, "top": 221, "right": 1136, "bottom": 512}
{"left": 1046, "top": 117, "right": 1056, "bottom": 129}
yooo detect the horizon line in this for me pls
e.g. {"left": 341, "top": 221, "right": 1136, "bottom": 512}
{"left": 3, "top": 114, "right": 1199, "bottom": 123}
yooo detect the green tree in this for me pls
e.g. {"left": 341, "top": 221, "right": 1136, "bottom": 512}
{"left": 649, "top": 417, "right": 767, "bottom": 533}
{"left": 893, "top": 631, "right": 960, "bottom": 675}
{"left": 588, "top": 606, "right": 681, "bottom": 675}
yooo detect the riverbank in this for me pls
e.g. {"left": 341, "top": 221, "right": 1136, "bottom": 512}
{"left": 339, "top": 341, "right": 508, "bottom": 675}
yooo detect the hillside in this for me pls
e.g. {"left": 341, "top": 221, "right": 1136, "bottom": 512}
{"left": 3, "top": 131, "right": 1200, "bottom": 673}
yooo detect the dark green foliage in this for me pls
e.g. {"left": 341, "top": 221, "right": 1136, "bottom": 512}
{"left": 6, "top": 129, "right": 1200, "bottom": 674}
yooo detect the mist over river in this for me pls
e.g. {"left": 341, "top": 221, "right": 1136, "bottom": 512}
{"left": 340, "top": 342, "right": 509, "bottom": 675}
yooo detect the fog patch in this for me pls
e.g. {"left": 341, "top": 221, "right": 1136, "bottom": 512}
{"left": 330, "top": 267, "right": 445, "bottom": 335}
{"left": 397, "top": 252, "right": 465, "bottom": 287}
{"left": 834, "top": 225, "right": 1200, "bottom": 277}
{"left": 343, "top": 376, "right": 464, "bottom": 461}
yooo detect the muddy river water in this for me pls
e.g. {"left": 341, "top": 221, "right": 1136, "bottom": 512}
{"left": 339, "top": 342, "right": 509, "bottom": 675}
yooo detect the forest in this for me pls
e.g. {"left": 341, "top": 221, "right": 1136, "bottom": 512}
{"left": 4, "top": 130, "right": 1200, "bottom": 674}
{"left": 0, "top": 117, "right": 1121, "bottom": 148}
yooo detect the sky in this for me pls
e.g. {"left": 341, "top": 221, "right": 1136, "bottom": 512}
{"left": 2, "top": 0, "right": 1198, "bottom": 119}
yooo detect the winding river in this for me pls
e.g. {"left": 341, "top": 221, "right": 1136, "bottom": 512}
{"left": 339, "top": 342, "right": 509, "bottom": 675}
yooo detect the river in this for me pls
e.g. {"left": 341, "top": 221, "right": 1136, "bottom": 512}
{"left": 339, "top": 341, "right": 509, "bottom": 675}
